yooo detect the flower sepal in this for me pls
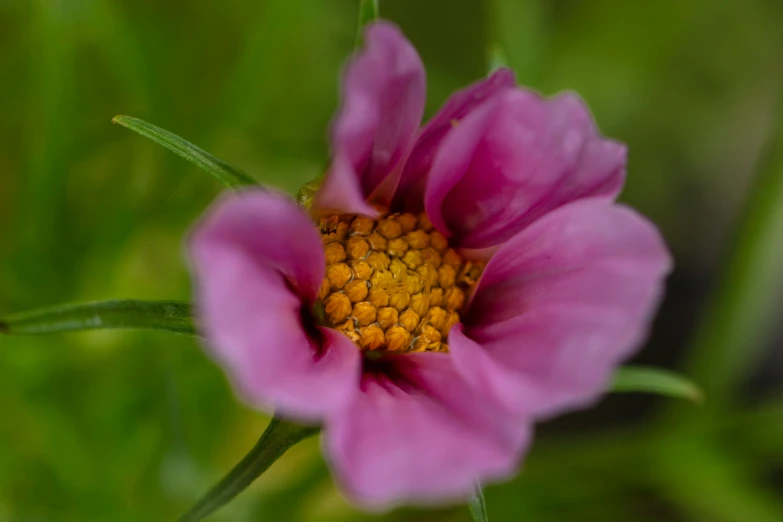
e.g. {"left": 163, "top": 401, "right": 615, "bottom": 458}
{"left": 296, "top": 175, "right": 324, "bottom": 210}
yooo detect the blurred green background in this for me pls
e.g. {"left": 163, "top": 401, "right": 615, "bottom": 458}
{"left": 1, "top": 0, "right": 783, "bottom": 520}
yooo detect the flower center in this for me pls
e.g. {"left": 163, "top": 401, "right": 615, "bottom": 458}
{"left": 317, "top": 210, "right": 484, "bottom": 353}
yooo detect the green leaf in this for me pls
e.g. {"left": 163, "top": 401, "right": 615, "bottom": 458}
{"left": 356, "top": 0, "right": 379, "bottom": 46}
{"left": 486, "top": 0, "right": 547, "bottom": 82}
{"left": 469, "top": 483, "right": 488, "bottom": 522}
{"left": 611, "top": 366, "right": 703, "bottom": 403}
{"left": 179, "top": 417, "right": 320, "bottom": 522}
{"left": 0, "top": 300, "right": 195, "bottom": 336}
{"left": 673, "top": 93, "right": 783, "bottom": 414}
{"left": 487, "top": 44, "right": 509, "bottom": 72}
{"left": 112, "top": 115, "right": 258, "bottom": 188}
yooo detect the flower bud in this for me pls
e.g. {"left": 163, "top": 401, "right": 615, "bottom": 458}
{"left": 352, "top": 301, "right": 377, "bottom": 326}
{"left": 359, "top": 324, "right": 385, "bottom": 350}
{"left": 350, "top": 259, "right": 373, "bottom": 281}
{"left": 385, "top": 325, "right": 411, "bottom": 352}
{"left": 327, "top": 263, "right": 352, "bottom": 290}
{"left": 417, "top": 212, "right": 433, "bottom": 232}
{"left": 429, "top": 231, "right": 448, "bottom": 251}
{"left": 377, "top": 218, "right": 402, "bottom": 239}
{"left": 350, "top": 216, "right": 375, "bottom": 236}
{"left": 399, "top": 309, "right": 420, "bottom": 332}
{"left": 397, "top": 213, "right": 417, "bottom": 233}
{"left": 387, "top": 237, "right": 409, "bottom": 257}
{"left": 346, "top": 237, "right": 370, "bottom": 260}
{"left": 376, "top": 307, "right": 399, "bottom": 330}
{"left": 344, "top": 280, "right": 369, "bottom": 302}
{"left": 325, "top": 293, "right": 352, "bottom": 324}
{"left": 438, "top": 265, "right": 456, "bottom": 288}
{"left": 324, "top": 242, "right": 347, "bottom": 264}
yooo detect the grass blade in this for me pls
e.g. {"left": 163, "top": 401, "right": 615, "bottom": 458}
{"left": 677, "top": 94, "right": 783, "bottom": 413}
{"left": 469, "top": 483, "right": 488, "bottom": 522}
{"left": 112, "top": 115, "right": 258, "bottom": 188}
{"left": 611, "top": 366, "right": 702, "bottom": 403}
{"left": 0, "top": 300, "right": 195, "bottom": 336}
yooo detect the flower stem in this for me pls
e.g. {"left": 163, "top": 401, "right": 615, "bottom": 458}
{"left": 179, "top": 417, "right": 320, "bottom": 522}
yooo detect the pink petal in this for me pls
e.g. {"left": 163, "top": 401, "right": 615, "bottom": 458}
{"left": 189, "top": 190, "right": 361, "bottom": 421}
{"left": 324, "top": 353, "right": 530, "bottom": 508}
{"left": 452, "top": 200, "right": 671, "bottom": 418}
{"left": 315, "top": 21, "right": 426, "bottom": 215}
{"left": 425, "top": 89, "right": 627, "bottom": 248}
{"left": 392, "top": 68, "right": 516, "bottom": 212}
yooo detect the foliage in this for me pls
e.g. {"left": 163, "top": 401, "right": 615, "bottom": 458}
{"left": 0, "top": 0, "right": 782, "bottom": 520}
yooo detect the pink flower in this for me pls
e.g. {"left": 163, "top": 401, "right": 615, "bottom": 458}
{"left": 189, "top": 21, "right": 671, "bottom": 508}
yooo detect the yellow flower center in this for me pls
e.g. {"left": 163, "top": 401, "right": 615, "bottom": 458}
{"left": 317, "top": 210, "right": 484, "bottom": 353}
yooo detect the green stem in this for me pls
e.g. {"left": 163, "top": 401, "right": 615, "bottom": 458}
{"left": 356, "top": 0, "right": 379, "bottom": 47}
{"left": 179, "top": 417, "right": 320, "bottom": 522}
{"left": 0, "top": 300, "right": 195, "bottom": 336}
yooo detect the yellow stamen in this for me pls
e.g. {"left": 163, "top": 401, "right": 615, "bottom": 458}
{"left": 317, "top": 210, "right": 484, "bottom": 353}
{"left": 346, "top": 236, "right": 370, "bottom": 260}
{"left": 425, "top": 306, "right": 447, "bottom": 331}
{"left": 344, "top": 280, "right": 369, "bottom": 302}
{"left": 377, "top": 307, "right": 399, "bottom": 330}
{"left": 428, "top": 287, "right": 444, "bottom": 308}
{"left": 429, "top": 231, "right": 448, "bottom": 251}
{"left": 349, "top": 259, "right": 373, "bottom": 281}
{"left": 406, "top": 230, "right": 430, "bottom": 249}
{"left": 399, "top": 309, "right": 420, "bottom": 332}
{"left": 387, "top": 237, "right": 409, "bottom": 257}
{"left": 417, "top": 212, "right": 434, "bottom": 232}
{"left": 324, "top": 242, "right": 346, "bottom": 264}
{"left": 386, "top": 325, "right": 411, "bottom": 351}
{"left": 397, "top": 213, "right": 418, "bottom": 233}
{"left": 377, "top": 218, "right": 402, "bottom": 239}
{"left": 443, "top": 287, "right": 466, "bottom": 312}
{"left": 366, "top": 232, "right": 387, "bottom": 250}
{"left": 324, "top": 293, "right": 352, "bottom": 324}
{"left": 352, "top": 301, "right": 377, "bottom": 326}
{"left": 410, "top": 292, "right": 429, "bottom": 317}
{"left": 368, "top": 288, "right": 390, "bottom": 308}
{"left": 359, "top": 324, "right": 385, "bottom": 350}
{"left": 350, "top": 216, "right": 375, "bottom": 236}
{"left": 326, "top": 263, "right": 352, "bottom": 290}
{"left": 438, "top": 264, "right": 456, "bottom": 288}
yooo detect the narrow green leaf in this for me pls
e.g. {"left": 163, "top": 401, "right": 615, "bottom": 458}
{"left": 469, "top": 483, "right": 488, "bottom": 522}
{"left": 611, "top": 366, "right": 703, "bottom": 403}
{"left": 179, "top": 417, "right": 320, "bottom": 522}
{"left": 112, "top": 115, "right": 258, "bottom": 188}
{"left": 0, "top": 300, "right": 195, "bottom": 336}
{"left": 356, "top": 0, "right": 379, "bottom": 46}
{"left": 487, "top": 44, "right": 509, "bottom": 72}
{"left": 486, "top": 0, "right": 547, "bottom": 82}
{"left": 674, "top": 93, "right": 783, "bottom": 414}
